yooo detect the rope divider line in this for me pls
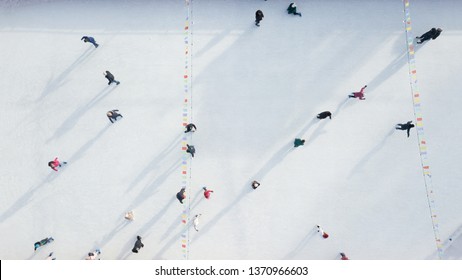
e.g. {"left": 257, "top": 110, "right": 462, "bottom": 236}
{"left": 180, "top": 0, "right": 193, "bottom": 260}
{"left": 403, "top": 0, "right": 443, "bottom": 259}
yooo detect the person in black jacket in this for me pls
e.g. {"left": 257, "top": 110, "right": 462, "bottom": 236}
{"left": 395, "top": 121, "right": 415, "bottom": 137}
{"left": 416, "top": 28, "right": 442, "bottom": 44}
{"left": 176, "top": 187, "right": 186, "bottom": 204}
{"left": 287, "top": 3, "right": 302, "bottom": 16}
{"left": 317, "top": 111, "right": 332, "bottom": 120}
{"left": 132, "top": 236, "right": 144, "bottom": 253}
{"left": 106, "top": 109, "right": 123, "bottom": 123}
{"left": 186, "top": 144, "right": 195, "bottom": 157}
{"left": 184, "top": 123, "right": 197, "bottom": 133}
{"left": 255, "top": 10, "right": 264, "bottom": 26}
{"left": 104, "top": 71, "right": 120, "bottom": 85}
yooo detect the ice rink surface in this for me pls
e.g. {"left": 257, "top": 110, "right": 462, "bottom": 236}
{"left": 0, "top": 0, "right": 461, "bottom": 260}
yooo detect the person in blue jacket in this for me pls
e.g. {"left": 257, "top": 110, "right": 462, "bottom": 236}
{"left": 81, "top": 36, "right": 99, "bottom": 48}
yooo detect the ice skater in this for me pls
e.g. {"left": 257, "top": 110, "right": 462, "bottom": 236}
{"left": 316, "top": 225, "right": 329, "bottom": 239}
{"left": 132, "top": 236, "right": 144, "bottom": 253}
{"left": 416, "top": 28, "right": 442, "bottom": 44}
{"left": 317, "top": 111, "right": 332, "bottom": 120}
{"left": 81, "top": 36, "right": 99, "bottom": 48}
{"left": 186, "top": 144, "right": 195, "bottom": 157}
{"left": 34, "top": 237, "right": 54, "bottom": 251}
{"left": 287, "top": 3, "right": 302, "bottom": 16}
{"left": 104, "top": 71, "right": 120, "bottom": 85}
{"left": 193, "top": 214, "right": 201, "bottom": 231}
{"left": 124, "top": 210, "right": 134, "bottom": 221}
{"left": 294, "top": 138, "right": 305, "bottom": 147}
{"left": 251, "top": 180, "right": 261, "bottom": 189}
{"left": 395, "top": 121, "right": 415, "bottom": 137}
{"left": 340, "top": 252, "right": 349, "bottom": 260}
{"left": 255, "top": 10, "right": 264, "bottom": 26}
{"left": 348, "top": 85, "right": 367, "bottom": 100}
{"left": 176, "top": 187, "right": 186, "bottom": 204}
{"left": 184, "top": 123, "right": 197, "bottom": 133}
{"left": 107, "top": 109, "right": 123, "bottom": 123}
{"left": 203, "top": 187, "right": 214, "bottom": 199}
{"left": 48, "top": 157, "right": 67, "bottom": 172}
{"left": 85, "top": 249, "right": 101, "bottom": 260}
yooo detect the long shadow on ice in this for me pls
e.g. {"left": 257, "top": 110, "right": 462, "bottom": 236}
{"left": 126, "top": 158, "right": 182, "bottom": 211}
{"left": 283, "top": 229, "right": 317, "bottom": 259}
{"left": 37, "top": 46, "right": 95, "bottom": 101}
{"left": 47, "top": 86, "right": 116, "bottom": 142}
{"left": 125, "top": 133, "right": 183, "bottom": 193}
{"left": 426, "top": 224, "right": 462, "bottom": 260}
{"left": 0, "top": 172, "right": 57, "bottom": 223}
{"left": 367, "top": 36, "right": 422, "bottom": 95}
{"left": 348, "top": 127, "right": 395, "bottom": 178}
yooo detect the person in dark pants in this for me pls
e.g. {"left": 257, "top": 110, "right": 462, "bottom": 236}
{"left": 186, "top": 144, "right": 195, "bottom": 157}
{"left": 104, "top": 71, "right": 120, "bottom": 85}
{"left": 132, "top": 236, "right": 144, "bottom": 253}
{"left": 184, "top": 123, "right": 197, "bottom": 133}
{"left": 287, "top": 3, "right": 302, "bottom": 16}
{"left": 395, "top": 121, "right": 415, "bottom": 137}
{"left": 317, "top": 111, "right": 332, "bottom": 120}
{"left": 107, "top": 110, "right": 123, "bottom": 123}
{"left": 416, "top": 28, "right": 442, "bottom": 44}
{"left": 255, "top": 10, "right": 264, "bottom": 26}
{"left": 81, "top": 36, "right": 99, "bottom": 48}
{"left": 176, "top": 187, "right": 186, "bottom": 204}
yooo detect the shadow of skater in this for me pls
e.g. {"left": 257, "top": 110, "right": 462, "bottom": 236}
{"left": 253, "top": 142, "right": 294, "bottom": 180}
{"left": 126, "top": 133, "right": 183, "bottom": 192}
{"left": 0, "top": 173, "right": 56, "bottom": 223}
{"left": 367, "top": 36, "right": 421, "bottom": 94}
{"left": 95, "top": 220, "right": 129, "bottom": 250}
{"left": 37, "top": 47, "right": 94, "bottom": 101}
{"left": 47, "top": 86, "right": 116, "bottom": 142}
{"left": 348, "top": 127, "right": 395, "bottom": 178}
{"left": 284, "top": 229, "right": 317, "bottom": 259}
{"left": 66, "top": 123, "right": 112, "bottom": 164}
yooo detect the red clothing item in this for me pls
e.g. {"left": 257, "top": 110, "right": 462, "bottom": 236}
{"left": 204, "top": 190, "right": 214, "bottom": 199}
{"left": 49, "top": 157, "right": 60, "bottom": 171}
{"left": 353, "top": 86, "right": 366, "bottom": 100}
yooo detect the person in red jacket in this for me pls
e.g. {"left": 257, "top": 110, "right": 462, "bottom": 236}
{"left": 340, "top": 252, "right": 349, "bottom": 260}
{"left": 203, "top": 187, "right": 214, "bottom": 199}
{"left": 348, "top": 85, "right": 367, "bottom": 100}
{"left": 48, "top": 157, "right": 67, "bottom": 171}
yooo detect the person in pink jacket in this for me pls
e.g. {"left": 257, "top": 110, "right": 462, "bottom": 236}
{"left": 203, "top": 187, "right": 214, "bottom": 199}
{"left": 48, "top": 157, "right": 66, "bottom": 171}
{"left": 348, "top": 85, "right": 367, "bottom": 100}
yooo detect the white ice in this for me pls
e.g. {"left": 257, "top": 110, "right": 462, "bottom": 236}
{"left": 0, "top": 0, "right": 461, "bottom": 260}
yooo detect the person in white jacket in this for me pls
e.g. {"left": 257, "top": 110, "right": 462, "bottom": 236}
{"left": 193, "top": 214, "right": 202, "bottom": 231}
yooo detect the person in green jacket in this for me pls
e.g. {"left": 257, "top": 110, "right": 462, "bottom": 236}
{"left": 294, "top": 138, "right": 305, "bottom": 147}
{"left": 287, "top": 3, "right": 302, "bottom": 17}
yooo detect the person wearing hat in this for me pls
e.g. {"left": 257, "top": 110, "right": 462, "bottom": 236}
{"left": 106, "top": 109, "right": 123, "bottom": 123}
